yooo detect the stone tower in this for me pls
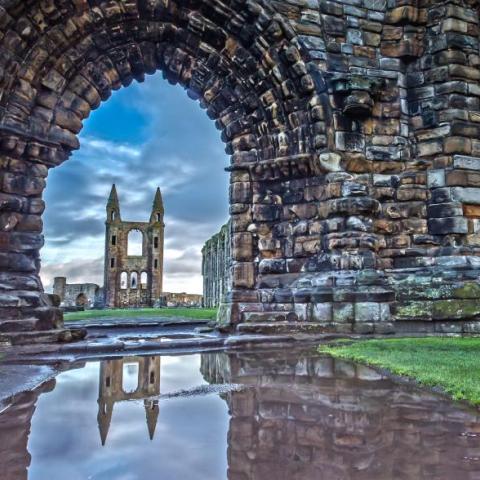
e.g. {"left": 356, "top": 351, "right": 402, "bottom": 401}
{"left": 104, "top": 185, "right": 164, "bottom": 308}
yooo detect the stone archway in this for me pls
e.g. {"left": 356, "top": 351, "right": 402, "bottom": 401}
{"left": 0, "top": 0, "right": 324, "bottom": 340}
{"left": 75, "top": 292, "right": 88, "bottom": 308}
{"left": 1, "top": 0, "right": 480, "bottom": 341}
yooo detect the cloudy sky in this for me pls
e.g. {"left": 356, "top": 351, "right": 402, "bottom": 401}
{"left": 40, "top": 74, "right": 229, "bottom": 295}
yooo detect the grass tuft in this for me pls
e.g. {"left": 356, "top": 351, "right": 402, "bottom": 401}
{"left": 64, "top": 307, "right": 218, "bottom": 322}
{"left": 319, "top": 337, "right": 480, "bottom": 405}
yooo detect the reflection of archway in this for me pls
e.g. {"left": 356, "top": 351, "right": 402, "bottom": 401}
{"left": 75, "top": 293, "right": 88, "bottom": 308}
{"left": 200, "top": 350, "right": 480, "bottom": 480}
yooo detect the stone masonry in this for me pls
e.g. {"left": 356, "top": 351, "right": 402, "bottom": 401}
{"left": 104, "top": 185, "right": 164, "bottom": 308}
{"left": 2, "top": 1, "right": 480, "bottom": 339}
{"left": 52, "top": 276, "right": 103, "bottom": 309}
{"left": 157, "top": 292, "right": 203, "bottom": 307}
{"left": 202, "top": 223, "right": 232, "bottom": 308}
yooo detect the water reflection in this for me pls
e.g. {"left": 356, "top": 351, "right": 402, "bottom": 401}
{"left": 1, "top": 348, "right": 480, "bottom": 480}
{"left": 98, "top": 357, "right": 161, "bottom": 444}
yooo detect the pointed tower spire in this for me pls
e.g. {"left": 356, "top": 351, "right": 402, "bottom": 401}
{"left": 144, "top": 400, "right": 159, "bottom": 440}
{"left": 97, "top": 400, "right": 113, "bottom": 446}
{"left": 150, "top": 187, "right": 164, "bottom": 223}
{"left": 107, "top": 184, "right": 121, "bottom": 222}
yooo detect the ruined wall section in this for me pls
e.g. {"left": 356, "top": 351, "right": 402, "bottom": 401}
{"left": 202, "top": 223, "right": 232, "bottom": 308}
{"left": 234, "top": 0, "right": 480, "bottom": 334}
{"left": 104, "top": 187, "right": 164, "bottom": 308}
{"left": 53, "top": 276, "right": 102, "bottom": 309}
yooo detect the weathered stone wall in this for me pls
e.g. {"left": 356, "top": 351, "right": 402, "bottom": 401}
{"left": 104, "top": 185, "right": 164, "bottom": 308}
{"left": 1, "top": 0, "right": 480, "bottom": 338}
{"left": 53, "top": 276, "right": 103, "bottom": 309}
{"left": 157, "top": 291, "right": 203, "bottom": 307}
{"left": 202, "top": 223, "right": 232, "bottom": 308}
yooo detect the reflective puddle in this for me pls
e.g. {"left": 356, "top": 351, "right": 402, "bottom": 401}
{"left": 1, "top": 348, "right": 480, "bottom": 480}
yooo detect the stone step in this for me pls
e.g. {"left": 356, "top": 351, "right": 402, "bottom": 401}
{"left": 236, "top": 322, "right": 353, "bottom": 335}
{"left": 0, "top": 328, "right": 86, "bottom": 346}
{"left": 0, "top": 318, "right": 42, "bottom": 333}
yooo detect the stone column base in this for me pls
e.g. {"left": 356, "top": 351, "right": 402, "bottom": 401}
{"left": 219, "top": 268, "right": 480, "bottom": 336}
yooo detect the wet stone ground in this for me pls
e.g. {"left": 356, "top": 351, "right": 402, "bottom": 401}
{"left": 1, "top": 347, "right": 480, "bottom": 480}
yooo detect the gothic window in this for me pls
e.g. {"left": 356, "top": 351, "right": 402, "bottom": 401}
{"left": 140, "top": 272, "right": 148, "bottom": 289}
{"left": 127, "top": 230, "right": 143, "bottom": 256}
{"left": 154, "top": 259, "right": 158, "bottom": 269}
{"left": 110, "top": 257, "right": 115, "bottom": 268}
{"left": 122, "top": 363, "right": 139, "bottom": 394}
{"left": 112, "top": 235, "right": 116, "bottom": 246}
{"left": 120, "top": 272, "right": 128, "bottom": 289}
{"left": 154, "top": 236, "right": 159, "bottom": 249}
{"left": 156, "top": 213, "right": 161, "bottom": 222}
{"left": 131, "top": 272, "right": 138, "bottom": 289}
{"left": 111, "top": 211, "right": 115, "bottom": 221}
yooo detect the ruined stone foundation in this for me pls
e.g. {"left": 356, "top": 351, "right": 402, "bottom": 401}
{"left": 2, "top": 0, "right": 480, "bottom": 339}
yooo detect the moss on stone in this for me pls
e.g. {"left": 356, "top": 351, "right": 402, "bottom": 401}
{"left": 453, "top": 282, "right": 480, "bottom": 299}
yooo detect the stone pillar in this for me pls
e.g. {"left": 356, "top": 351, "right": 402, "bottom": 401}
{"left": 0, "top": 145, "right": 63, "bottom": 337}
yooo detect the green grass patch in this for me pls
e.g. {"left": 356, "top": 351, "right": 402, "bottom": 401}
{"left": 64, "top": 307, "right": 218, "bottom": 322}
{"left": 319, "top": 337, "right": 480, "bottom": 405}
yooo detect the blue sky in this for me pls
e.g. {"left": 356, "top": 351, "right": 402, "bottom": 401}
{"left": 41, "top": 74, "right": 229, "bottom": 294}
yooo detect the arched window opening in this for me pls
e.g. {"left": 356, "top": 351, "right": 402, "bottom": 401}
{"left": 127, "top": 230, "right": 144, "bottom": 256}
{"left": 110, "top": 257, "right": 115, "bottom": 268}
{"left": 156, "top": 213, "right": 161, "bottom": 222}
{"left": 76, "top": 293, "right": 88, "bottom": 307}
{"left": 111, "top": 211, "right": 116, "bottom": 221}
{"left": 131, "top": 272, "right": 138, "bottom": 289}
{"left": 154, "top": 259, "right": 158, "bottom": 269}
{"left": 120, "top": 272, "right": 128, "bottom": 289}
{"left": 150, "top": 371, "right": 155, "bottom": 385}
{"left": 154, "top": 236, "right": 159, "bottom": 249}
{"left": 105, "top": 376, "right": 111, "bottom": 388}
{"left": 141, "top": 272, "right": 148, "bottom": 289}
{"left": 122, "top": 363, "right": 139, "bottom": 393}
{"left": 111, "top": 235, "right": 116, "bottom": 246}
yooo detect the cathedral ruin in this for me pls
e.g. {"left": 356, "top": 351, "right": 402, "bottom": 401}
{"left": 104, "top": 185, "right": 165, "bottom": 308}
{"left": 54, "top": 185, "right": 165, "bottom": 309}
{"left": 4, "top": 0, "right": 480, "bottom": 340}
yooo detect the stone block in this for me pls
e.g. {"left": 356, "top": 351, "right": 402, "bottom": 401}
{"left": 463, "top": 204, "right": 480, "bottom": 218}
{"left": 232, "top": 232, "right": 252, "bottom": 261}
{"left": 453, "top": 155, "right": 480, "bottom": 171}
{"left": 353, "top": 322, "right": 374, "bottom": 334}
{"left": 355, "top": 302, "right": 381, "bottom": 322}
{"left": 232, "top": 263, "right": 254, "bottom": 289}
{"left": 393, "top": 301, "right": 433, "bottom": 321}
{"left": 451, "top": 187, "right": 480, "bottom": 204}
{"left": 333, "top": 302, "right": 354, "bottom": 323}
{"left": 312, "top": 302, "right": 332, "bottom": 322}
{"left": 446, "top": 170, "right": 480, "bottom": 187}
{"left": 427, "top": 170, "right": 445, "bottom": 188}
{"left": 432, "top": 299, "right": 480, "bottom": 320}
{"left": 428, "top": 217, "right": 468, "bottom": 234}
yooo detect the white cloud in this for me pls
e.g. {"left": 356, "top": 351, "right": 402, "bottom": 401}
{"left": 41, "top": 73, "right": 229, "bottom": 296}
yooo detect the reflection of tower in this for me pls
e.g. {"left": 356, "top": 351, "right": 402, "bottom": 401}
{"left": 97, "top": 356, "right": 161, "bottom": 445}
